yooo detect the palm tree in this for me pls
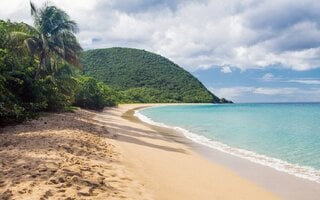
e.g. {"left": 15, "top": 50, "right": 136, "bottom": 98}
{"left": 20, "top": 2, "right": 82, "bottom": 78}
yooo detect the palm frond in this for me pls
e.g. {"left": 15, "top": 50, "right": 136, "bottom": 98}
{"left": 25, "top": 2, "right": 83, "bottom": 76}
{"left": 9, "top": 31, "right": 31, "bottom": 41}
{"left": 24, "top": 38, "right": 40, "bottom": 54}
{"left": 7, "top": 31, "right": 32, "bottom": 53}
{"left": 30, "top": 1, "right": 37, "bottom": 16}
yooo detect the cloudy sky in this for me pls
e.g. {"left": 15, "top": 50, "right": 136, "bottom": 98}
{"left": 1, "top": 0, "right": 320, "bottom": 102}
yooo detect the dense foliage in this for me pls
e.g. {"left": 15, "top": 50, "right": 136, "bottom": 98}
{"left": 81, "top": 47, "right": 222, "bottom": 103}
{"left": 74, "top": 76, "right": 117, "bottom": 110}
{"left": 0, "top": 20, "right": 47, "bottom": 125}
{"left": 0, "top": 4, "right": 116, "bottom": 126}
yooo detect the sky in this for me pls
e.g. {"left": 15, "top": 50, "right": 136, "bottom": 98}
{"left": 1, "top": 0, "right": 320, "bottom": 102}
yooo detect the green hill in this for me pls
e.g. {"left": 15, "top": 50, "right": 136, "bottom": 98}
{"left": 81, "top": 47, "right": 226, "bottom": 103}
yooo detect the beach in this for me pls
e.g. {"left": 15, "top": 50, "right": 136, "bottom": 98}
{"left": 2, "top": 1, "right": 320, "bottom": 199}
{"left": 2, "top": 103, "right": 317, "bottom": 199}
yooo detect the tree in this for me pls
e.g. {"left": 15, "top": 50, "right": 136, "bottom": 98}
{"left": 10, "top": 2, "right": 82, "bottom": 78}
{"left": 74, "top": 76, "right": 118, "bottom": 110}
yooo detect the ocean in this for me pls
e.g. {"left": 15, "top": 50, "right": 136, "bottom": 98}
{"left": 135, "top": 103, "right": 320, "bottom": 183}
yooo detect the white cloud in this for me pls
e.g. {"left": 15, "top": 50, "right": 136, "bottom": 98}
{"left": 288, "top": 79, "right": 320, "bottom": 85}
{"left": 1, "top": 0, "right": 320, "bottom": 71}
{"left": 210, "top": 87, "right": 253, "bottom": 99}
{"left": 261, "top": 73, "right": 276, "bottom": 82}
{"left": 212, "top": 86, "right": 297, "bottom": 99}
{"left": 211, "top": 86, "right": 320, "bottom": 102}
{"left": 259, "top": 75, "right": 320, "bottom": 85}
{"left": 253, "top": 87, "right": 297, "bottom": 95}
{"left": 221, "top": 66, "right": 232, "bottom": 73}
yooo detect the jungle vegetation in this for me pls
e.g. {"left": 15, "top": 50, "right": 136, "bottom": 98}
{"left": 0, "top": 3, "right": 117, "bottom": 125}
{"left": 81, "top": 47, "right": 223, "bottom": 103}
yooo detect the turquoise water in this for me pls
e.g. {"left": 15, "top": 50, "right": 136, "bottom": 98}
{"left": 137, "top": 103, "right": 320, "bottom": 182}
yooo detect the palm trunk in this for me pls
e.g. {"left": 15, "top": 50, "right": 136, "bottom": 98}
{"left": 35, "top": 69, "right": 40, "bottom": 79}
{"left": 35, "top": 55, "right": 45, "bottom": 79}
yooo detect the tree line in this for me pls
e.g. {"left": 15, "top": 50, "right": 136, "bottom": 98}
{"left": 0, "top": 3, "right": 118, "bottom": 126}
{"left": 81, "top": 47, "right": 222, "bottom": 103}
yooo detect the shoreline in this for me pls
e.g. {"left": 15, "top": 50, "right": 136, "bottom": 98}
{"left": 105, "top": 103, "right": 279, "bottom": 199}
{"left": 129, "top": 103, "right": 320, "bottom": 200}
{"left": 133, "top": 104, "right": 320, "bottom": 183}
{"left": 1, "top": 103, "right": 318, "bottom": 199}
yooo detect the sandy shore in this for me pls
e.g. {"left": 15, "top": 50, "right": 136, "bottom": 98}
{"left": 0, "top": 108, "right": 150, "bottom": 200}
{"left": 1, "top": 104, "right": 281, "bottom": 199}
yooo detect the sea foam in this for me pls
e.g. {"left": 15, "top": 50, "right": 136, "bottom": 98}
{"left": 134, "top": 108, "right": 320, "bottom": 183}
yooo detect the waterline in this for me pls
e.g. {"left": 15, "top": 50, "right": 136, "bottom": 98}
{"left": 135, "top": 106, "right": 320, "bottom": 183}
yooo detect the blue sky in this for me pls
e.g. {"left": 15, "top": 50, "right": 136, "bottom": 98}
{"left": 195, "top": 67, "right": 320, "bottom": 102}
{"left": 1, "top": 0, "right": 320, "bottom": 102}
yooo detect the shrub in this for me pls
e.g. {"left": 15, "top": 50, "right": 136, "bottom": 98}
{"left": 74, "top": 76, "right": 117, "bottom": 110}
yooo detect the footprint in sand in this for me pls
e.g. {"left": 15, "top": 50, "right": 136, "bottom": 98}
{"left": 30, "top": 182, "right": 36, "bottom": 187}
{"left": 1, "top": 189, "right": 13, "bottom": 200}
{"left": 0, "top": 180, "right": 6, "bottom": 187}
{"left": 18, "top": 188, "right": 27, "bottom": 194}
{"left": 40, "top": 190, "right": 53, "bottom": 200}
{"left": 64, "top": 197, "right": 75, "bottom": 200}
{"left": 57, "top": 176, "right": 65, "bottom": 183}
{"left": 49, "top": 178, "right": 59, "bottom": 185}
{"left": 57, "top": 189, "right": 66, "bottom": 193}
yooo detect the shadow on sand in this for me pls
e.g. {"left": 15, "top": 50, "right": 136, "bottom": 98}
{"left": 0, "top": 107, "right": 185, "bottom": 199}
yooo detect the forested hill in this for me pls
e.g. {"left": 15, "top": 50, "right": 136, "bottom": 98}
{"left": 81, "top": 47, "right": 227, "bottom": 103}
